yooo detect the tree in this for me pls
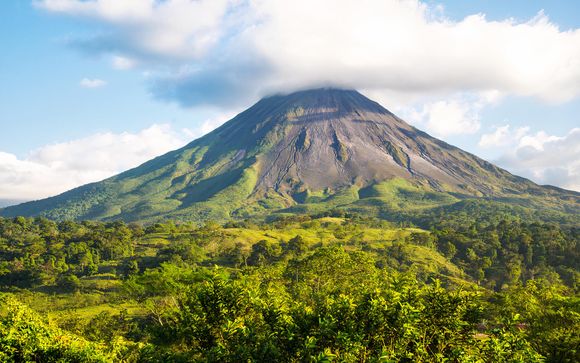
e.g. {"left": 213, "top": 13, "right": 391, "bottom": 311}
{"left": 286, "top": 235, "right": 308, "bottom": 255}
{"left": 247, "top": 240, "right": 281, "bottom": 266}
{"left": 57, "top": 273, "right": 81, "bottom": 292}
{"left": 120, "top": 259, "right": 140, "bottom": 279}
{"left": 440, "top": 240, "right": 457, "bottom": 259}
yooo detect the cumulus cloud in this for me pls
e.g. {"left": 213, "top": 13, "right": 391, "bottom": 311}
{"left": 403, "top": 98, "right": 481, "bottom": 137}
{"left": 111, "top": 55, "right": 137, "bottom": 70}
{"left": 0, "top": 124, "right": 207, "bottom": 201}
{"left": 80, "top": 78, "right": 107, "bottom": 88}
{"left": 478, "top": 125, "right": 530, "bottom": 148}
{"left": 398, "top": 91, "right": 503, "bottom": 137}
{"left": 36, "top": 0, "right": 233, "bottom": 60}
{"left": 36, "top": 0, "right": 580, "bottom": 107}
{"left": 480, "top": 126, "right": 580, "bottom": 191}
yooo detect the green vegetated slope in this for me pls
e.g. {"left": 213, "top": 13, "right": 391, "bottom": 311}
{"left": 1, "top": 212, "right": 578, "bottom": 361}
{"left": 2, "top": 89, "right": 578, "bottom": 223}
{"left": 0, "top": 296, "right": 120, "bottom": 362}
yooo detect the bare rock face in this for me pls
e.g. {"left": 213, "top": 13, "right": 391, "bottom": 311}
{"left": 211, "top": 89, "right": 542, "bottom": 197}
{"left": 2, "top": 88, "right": 578, "bottom": 222}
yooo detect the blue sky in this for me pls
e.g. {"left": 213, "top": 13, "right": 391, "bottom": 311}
{"left": 0, "top": 1, "right": 210, "bottom": 154}
{"left": 1, "top": 0, "right": 579, "bottom": 204}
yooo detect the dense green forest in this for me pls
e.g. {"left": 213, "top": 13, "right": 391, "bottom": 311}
{"left": 0, "top": 207, "right": 578, "bottom": 362}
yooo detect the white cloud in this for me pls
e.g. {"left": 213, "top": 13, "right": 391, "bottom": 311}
{"left": 518, "top": 131, "right": 561, "bottom": 150}
{"left": 201, "top": 112, "right": 235, "bottom": 134}
{"left": 405, "top": 98, "right": 481, "bottom": 137}
{"left": 111, "top": 55, "right": 136, "bottom": 70}
{"left": 36, "top": 0, "right": 232, "bottom": 60}
{"left": 399, "top": 91, "right": 501, "bottom": 137}
{"left": 478, "top": 125, "right": 530, "bottom": 148}
{"left": 37, "top": 0, "right": 580, "bottom": 107}
{"left": 481, "top": 126, "right": 580, "bottom": 191}
{"left": 80, "top": 78, "right": 107, "bottom": 88}
{"left": 0, "top": 124, "right": 195, "bottom": 201}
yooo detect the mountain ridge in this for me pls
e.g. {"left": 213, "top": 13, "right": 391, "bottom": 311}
{"left": 2, "top": 88, "right": 578, "bottom": 222}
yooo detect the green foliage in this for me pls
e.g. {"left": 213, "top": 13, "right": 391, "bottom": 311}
{"left": 286, "top": 234, "right": 308, "bottom": 255}
{"left": 0, "top": 295, "right": 115, "bottom": 362}
{"left": 247, "top": 239, "right": 282, "bottom": 266}
{"left": 489, "top": 280, "right": 580, "bottom": 363}
{"left": 0, "top": 213, "right": 577, "bottom": 361}
{"left": 57, "top": 273, "right": 81, "bottom": 292}
{"left": 137, "top": 264, "right": 545, "bottom": 362}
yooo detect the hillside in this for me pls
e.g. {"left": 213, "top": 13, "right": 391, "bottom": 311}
{"left": 1, "top": 214, "right": 578, "bottom": 361}
{"left": 2, "top": 88, "right": 578, "bottom": 222}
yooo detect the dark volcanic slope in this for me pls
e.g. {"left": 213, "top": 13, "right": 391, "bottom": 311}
{"left": 2, "top": 89, "right": 578, "bottom": 222}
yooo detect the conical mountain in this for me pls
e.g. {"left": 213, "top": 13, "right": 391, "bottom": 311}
{"left": 2, "top": 89, "right": 578, "bottom": 222}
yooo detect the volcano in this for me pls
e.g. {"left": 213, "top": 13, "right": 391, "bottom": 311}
{"left": 2, "top": 88, "right": 578, "bottom": 222}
